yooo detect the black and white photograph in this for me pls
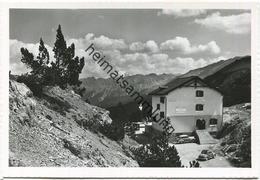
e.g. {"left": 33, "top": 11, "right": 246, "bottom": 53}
{"left": 7, "top": 8, "right": 252, "bottom": 168}
{"left": 1, "top": 1, "right": 260, "bottom": 178}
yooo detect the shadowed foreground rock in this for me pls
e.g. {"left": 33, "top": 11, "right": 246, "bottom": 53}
{"left": 9, "top": 80, "right": 138, "bottom": 167}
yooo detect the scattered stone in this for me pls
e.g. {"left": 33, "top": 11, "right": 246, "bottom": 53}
{"left": 9, "top": 80, "right": 139, "bottom": 167}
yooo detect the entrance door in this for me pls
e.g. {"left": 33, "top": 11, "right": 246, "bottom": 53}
{"left": 196, "top": 119, "right": 206, "bottom": 130}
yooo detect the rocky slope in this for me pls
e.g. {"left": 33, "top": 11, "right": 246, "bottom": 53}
{"left": 9, "top": 80, "right": 139, "bottom": 167}
{"left": 215, "top": 103, "right": 251, "bottom": 167}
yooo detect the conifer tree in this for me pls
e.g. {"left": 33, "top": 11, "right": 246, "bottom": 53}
{"left": 37, "top": 38, "right": 50, "bottom": 66}
{"left": 21, "top": 38, "right": 49, "bottom": 76}
{"left": 52, "top": 24, "right": 85, "bottom": 86}
{"left": 53, "top": 24, "right": 67, "bottom": 69}
{"left": 20, "top": 47, "right": 35, "bottom": 71}
{"left": 19, "top": 24, "right": 85, "bottom": 92}
{"left": 132, "top": 134, "right": 183, "bottom": 167}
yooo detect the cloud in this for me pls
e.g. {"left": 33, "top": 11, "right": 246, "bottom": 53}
{"left": 146, "top": 40, "right": 159, "bottom": 53}
{"left": 129, "top": 42, "right": 144, "bottom": 51}
{"left": 129, "top": 40, "right": 159, "bottom": 53}
{"left": 70, "top": 34, "right": 220, "bottom": 56}
{"left": 10, "top": 35, "right": 224, "bottom": 78}
{"left": 92, "top": 50, "right": 225, "bottom": 76}
{"left": 68, "top": 33, "right": 128, "bottom": 51}
{"left": 125, "top": 54, "right": 224, "bottom": 75}
{"left": 160, "top": 36, "right": 220, "bottom": 55}
{"left": 158, "top": 9, "right": 207, "bottom": 17}
{"left": 93, "top": 35, "right": 128, "bottom": 50}
{"left": 194, "top": 12, "right": 251, "bottom": 34}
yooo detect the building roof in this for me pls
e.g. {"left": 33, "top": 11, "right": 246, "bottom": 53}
{"left": 148, "top": 76, "right": 222, "bottom": 95}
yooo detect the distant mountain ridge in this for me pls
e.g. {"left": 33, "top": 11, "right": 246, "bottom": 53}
{"left": 181, "top": 56, "right": 249, "bottom": 79}
{"left": 204, "top": 56, "right": 251, "bottom": 106}
{"left": 80, "top": 73, "right": 177, "bottom": 108}
{"left": 80, "top": 55, "right": 251, "bottom": 123}
{"left": 182, "top": 55, "right": 251, "bottom": 106}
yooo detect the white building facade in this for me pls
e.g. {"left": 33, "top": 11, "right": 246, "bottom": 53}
{"left": 149, "top": 76, "right": 223, "bottom": 134}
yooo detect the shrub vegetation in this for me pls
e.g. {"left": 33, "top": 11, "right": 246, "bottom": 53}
{"left": 18, "top": 25, "right": 85, "bottom": 95}
{"left": 100, "top": 122, "right": 125, "bottom": 141}
{"left": 132, "top": 134, "right": 183, "bottom": 167}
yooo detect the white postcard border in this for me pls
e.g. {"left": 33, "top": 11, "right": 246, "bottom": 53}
{"left": 0, "top": 1, "right": 260, "bottom": 178}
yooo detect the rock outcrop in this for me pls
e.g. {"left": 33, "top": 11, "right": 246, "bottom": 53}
{"left": 216, "top": 103, "right": 251, "bottom": 167}
{"left": 9, "top": 80, "right": 138, "bottom": 167}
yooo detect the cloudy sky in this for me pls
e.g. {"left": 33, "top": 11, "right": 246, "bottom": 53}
{"left": 10, "top": 9, "right": 251, "bottom": 78}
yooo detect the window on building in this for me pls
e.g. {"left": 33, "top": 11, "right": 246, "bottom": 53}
{"left": 160, "top": 97, "right": 165, "bottom": 103}
{"left": 210, "top": 118, "right": 218, "bottom": 125}
{"left": 160, "top": 112, "right": 165, "bottom": 118}
{"left": 195, "top": 104, "right": 204, "bottom": 111}
{"left": 196, "top": 90, "right": 204, "bottom": 97}
{"left": 157, "top": 104, "right": 160, "bottom": 109}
